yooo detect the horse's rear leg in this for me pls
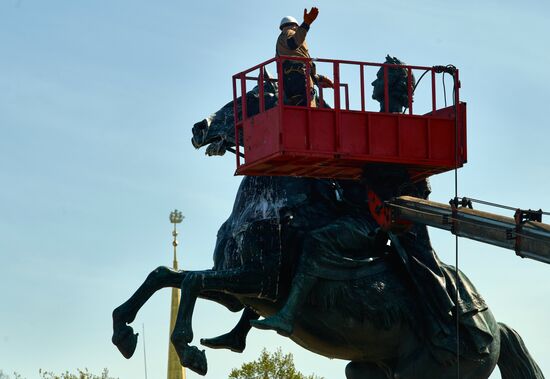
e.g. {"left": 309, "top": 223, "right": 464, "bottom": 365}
{"left": 171, "top": 269, "right": 265, "bottom": 375}
{"left": 200, "top": 307, "right": 260, "bottom": 352}
{"left": 112, "top": 266, "right": 184, "bottom": 358}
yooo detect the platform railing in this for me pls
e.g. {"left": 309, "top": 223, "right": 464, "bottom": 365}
{"left": 232, "top": 56, "right": 461, "bottom": 168}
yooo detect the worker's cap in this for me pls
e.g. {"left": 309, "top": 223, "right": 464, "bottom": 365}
{"left": 280, "top": 16, "right": 299, "bottom": 30}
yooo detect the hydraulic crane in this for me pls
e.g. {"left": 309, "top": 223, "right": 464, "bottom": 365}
{"left": 371, "top": 195, "right": 550, "bottom": 264}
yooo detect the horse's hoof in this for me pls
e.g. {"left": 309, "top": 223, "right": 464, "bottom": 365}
{"left": 177, "top": 345, "right": 208, "bottom": 376}
{"left": 112, "top": 324, "right": 138, "bottom": 359}
{"left": 200, "top": 333, "right": 246, "bottom": 353}
{"left": 250, "top": 316, "right": 293, "bottom": 337}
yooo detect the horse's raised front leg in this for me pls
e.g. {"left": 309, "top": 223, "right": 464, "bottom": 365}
{"left": 200, "top": 307, "right": 260, "bottom": 352}
{"left": 170, "top": 269, "right": 265, "bottom": 376}
{"left": 112, "top": 266, "right": 184, "bottom": 358}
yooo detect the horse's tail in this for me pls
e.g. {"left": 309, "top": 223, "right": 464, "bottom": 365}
{"left": 497, "top": 322, "right": 545, "bottom": 379}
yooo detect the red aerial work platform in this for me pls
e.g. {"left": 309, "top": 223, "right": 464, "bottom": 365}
{"left": 233, "top": 57, "right": 466, "bottom": 181}
{"left": 231, "top": 58, "right": 550, "bottom": 267}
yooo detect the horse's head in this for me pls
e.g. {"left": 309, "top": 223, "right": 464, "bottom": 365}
{"left": 191, "top": 99, "right": 236, "bottom": 156}
{"left": 191, "top": 71, "right": 278, "bottom": 156}
{"left": 371, "top": 55, "right": 415, "bottom": 113}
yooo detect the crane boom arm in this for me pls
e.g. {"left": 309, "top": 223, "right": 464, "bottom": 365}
{"left": 385, "top": 196, "right": 550, "bottom": 264}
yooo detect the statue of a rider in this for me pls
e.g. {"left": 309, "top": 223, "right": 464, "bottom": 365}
{"left": 251, "top": 24, "right": 493, "bottom": 361}
{"left": 251, "top": 171, "right": 493, "bottom": 364}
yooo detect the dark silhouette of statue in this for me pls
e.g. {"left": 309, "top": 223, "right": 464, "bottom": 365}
{"left": 112, "top": 64, "right": 545, "bottom": 379}
{"left": 372, "top": 55, "right": 415, "bottom": 113}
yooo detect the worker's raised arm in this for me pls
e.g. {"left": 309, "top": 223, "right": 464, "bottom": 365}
{"left": 282, "top": 25, "right": 308, "bottom": 50}
{"left": 282, "top": 7, "right": 319, "bottom": 51}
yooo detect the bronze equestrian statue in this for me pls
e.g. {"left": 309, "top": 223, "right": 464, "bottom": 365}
{"left": 112, "top": 64, "right": 544, "bottom": 379}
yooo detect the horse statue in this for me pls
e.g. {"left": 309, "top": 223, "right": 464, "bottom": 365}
{"left": 112, "top": 65, "right": 545, "bottom": 379}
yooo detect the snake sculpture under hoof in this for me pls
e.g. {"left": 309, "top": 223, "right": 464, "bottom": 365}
{"left": 112, "top": 68, "right": 545, "bottom": 378}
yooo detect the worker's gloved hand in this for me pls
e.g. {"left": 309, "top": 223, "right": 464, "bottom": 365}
{"left": 317, "top": 75, "right": 334, "bottom": 89}
{"left": 303, "top": 7, "right": 319, "bottom": 25}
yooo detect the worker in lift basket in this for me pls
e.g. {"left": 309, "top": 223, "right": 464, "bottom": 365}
{"left": 276, "top": 7, "right": 333, "bottom": 106}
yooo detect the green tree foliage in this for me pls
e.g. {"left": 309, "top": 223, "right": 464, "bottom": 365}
{"left": 38, "top": 369, "right": 117, "bottom": 379}
{"left": 0, "top": 369, "right": 116, "bottom": 379}
{"left": 0, "top": 372, "right": 23, "bottom": 379}
{"left": 228, "top": 348, "right": 324, "bottom": 379}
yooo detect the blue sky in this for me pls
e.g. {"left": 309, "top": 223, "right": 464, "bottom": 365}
{"left": 1, "top": 1, "right": 549, "bottom": 378}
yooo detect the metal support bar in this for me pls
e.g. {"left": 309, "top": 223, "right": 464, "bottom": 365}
{"left": 240, "top": 73, "right": 247, "bottom": 121}
{"left": 232, "top": 76, "right": 241, "bottom": 167}
{"left": 383, "top": 65, "right": 389, "bottom": 113}
{"left": 431, "top": 70, "right": 436, "bottom": 112}
{"left": 333, "top": 62, "right": 341, "bottom": 150}
{"left": 341, "top": 83, "right": 350, "bottom": 110}
{"left": 259, "top": 66, "right": 265, "bottom": 113}
{"left": 407, "top": 67, "right": 413, "bottom": 115}
{"left": 360, "top": 64, "right": 365, "bottom": 111}
{"left": 306, "top": 60, "right": 312, "bottom": 108}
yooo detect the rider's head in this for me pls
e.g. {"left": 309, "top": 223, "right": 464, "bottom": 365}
{"left": 279, "top": 16, "right": 299, "bottom": 30}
